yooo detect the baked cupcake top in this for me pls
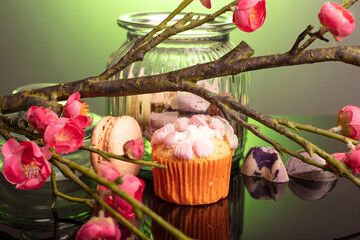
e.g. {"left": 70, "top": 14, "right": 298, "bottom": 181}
{"left": 151, "top": 114, "right": 238, "bottom": 160}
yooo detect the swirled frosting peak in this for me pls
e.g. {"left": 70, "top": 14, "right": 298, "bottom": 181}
{"left": 151, "top": 114, "right": 238, "bottom": 160}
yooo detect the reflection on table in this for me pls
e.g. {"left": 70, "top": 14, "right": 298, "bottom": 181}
{"left": 1, "top": 116, "right": 360, "bottom": 240}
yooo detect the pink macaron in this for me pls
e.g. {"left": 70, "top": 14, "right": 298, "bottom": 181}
{"left": 90, "top": 116, "right": 142, "bottom": 176}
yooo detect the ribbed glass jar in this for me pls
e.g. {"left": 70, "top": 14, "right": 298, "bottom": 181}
{"left": 106, "top": 12, "right": 249, "bottom": 178}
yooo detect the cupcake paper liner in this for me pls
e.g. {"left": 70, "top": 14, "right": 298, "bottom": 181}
{"left": 152, "top": 151, "right": 232, "bottom": 205}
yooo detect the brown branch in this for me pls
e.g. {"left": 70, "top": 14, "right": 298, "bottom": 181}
{"left": 289, "top": 25, "right": 329, "bottom": 55}
{"left": 0, "top": 114, "right": 40, "bottom": 140}
{"left": 1, "top": 43, "right": 359, "bottom": 114}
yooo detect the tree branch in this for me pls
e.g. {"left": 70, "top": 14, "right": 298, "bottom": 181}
{"left": 1, "top": 43, "right": 359, "bottom": 114}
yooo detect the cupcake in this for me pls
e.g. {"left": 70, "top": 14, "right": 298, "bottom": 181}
{"left": 151, "top": 114, "right": 238, "bottom": 205}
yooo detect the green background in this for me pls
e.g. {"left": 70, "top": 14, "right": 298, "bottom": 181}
{"left": 0, "top": 0, "right": 359, "bottom": 116}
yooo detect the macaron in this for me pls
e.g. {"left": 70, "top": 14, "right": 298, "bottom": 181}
{"left": 241, "top": 146, "right": 289, "bottom": 183}
{"left": 285, "top": 151, "right": 338, "bottom": 181}
{"left": 90, "top": 116, "right": 142, "bottom": 176}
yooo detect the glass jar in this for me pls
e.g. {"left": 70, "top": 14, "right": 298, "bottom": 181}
{"left": 106, "top": 12, "right": 249, "bottom": 178}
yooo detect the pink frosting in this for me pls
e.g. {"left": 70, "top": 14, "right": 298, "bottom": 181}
{"left": 189, "top": 115, "right": 208, "bottom": 127}
{"left": 209, "top": 117, "right": 225, "bottom": 136}
{"left": 163, "top": 132, "right": 179, "bottom": 149}
{"left": 174, "top": 117, "right": 190, "bottom": 132}
{"left": 174, "top": 141, "right": 193, "bottom": 160}
{"left": 151, "top": 123, "right": 175, "bottom": 145}
{"left": 193, "top": 137, "right": 214, "bottom": 158}
{"left": 151, "top": 114, "right": 238, "bottom": 160}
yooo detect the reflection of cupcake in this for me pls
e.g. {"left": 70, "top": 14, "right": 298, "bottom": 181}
{"left": 151, "top": 196, "right": 229, "bottom": 240}
{"left": 151, "top": 115, "right": 238, "bottom": 205}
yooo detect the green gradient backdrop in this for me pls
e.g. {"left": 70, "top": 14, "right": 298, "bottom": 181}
{"left": 0, "top": 0, "right": 359, "bottom": 116}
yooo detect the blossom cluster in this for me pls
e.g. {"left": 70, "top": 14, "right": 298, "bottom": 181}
{"left": 1, "top": 92, "right": 146, "bottom": 239}
{"left": 76, "top": 162, "right": 145, "bottom": 240}
{"left": 2, "top": 92, "right": 92, "bottom": 190}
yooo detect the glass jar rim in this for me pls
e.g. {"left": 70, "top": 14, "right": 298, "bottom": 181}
{"left": 117, "top": 12, "right": 236, "bottom": 38}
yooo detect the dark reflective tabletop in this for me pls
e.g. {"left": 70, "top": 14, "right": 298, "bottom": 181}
{"left": 1, "top": 116, "right": 360, "bottom": 240}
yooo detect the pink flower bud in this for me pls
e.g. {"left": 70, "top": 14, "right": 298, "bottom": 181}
{"left": 2, "top": 139, "right": 52, "bottom": 190}
{"left": 232, "top": 0, "right": 266, "bottom": 32}
{"left": 318, "top": 2, "right": 355, "bottom": 42}
{"left": 347, "top": 147, "right": 360, "bottom": 174}
{"left": 43, "top": 117, "right": 85, "bottom": 154}
{"left": 200, "top": 0, "right": 211, "bottom": 9}
{"left": 337, "top": 105, "right": 360, "bottom": 140}
{"left": 112, "top": 174, "right": 145, "bottom": 220}
{"left": 123, "top": 137, "right": 144, "bottom": 160}
{"left": 63, "top": 92, "right": 92, "bottom": 129}
{"left": 26, "top": 106, "right": 58, "bottom": 133}
{"left": 75, "top": 216, "right": 121, "bottom": 240}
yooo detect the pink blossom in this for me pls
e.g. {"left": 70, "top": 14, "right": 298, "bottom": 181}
{"left": 318, "top": 2, "right": 355, "bottom": 42}
{"left": 95, "top": 162, "right": 145, "bottom": 220}
{"left": 330, "top": 150, "right": 360, "bottom": 174}
{"left": 63, "top": 92, "right": 92, "bottom": 129}
{"left": 123, "top": 137, "right": 144, "bottom": 160}
{"left": 332, "top": 152, "right": 348, "bottom": 163}
{"left": 113, "top": 174, "right": 145, "bottom": 220}
{"left": 93, "top": 185, "right": 114, "bottom": 218}
{"left": 43, "top": 117, "right": 85, "bottom": 154}
{"left": 26, "top": 106, "right": 58, "bottom": 133}
{"left": 97, "top": 161, "right": 121, "bottom": 182}
{"left": 76, "top": 216, "right": 121, "bottom": 240}
{"left": 2, "top": 139, "right": 52, "bottom": 190}
{"left": 337, "top": 105, "right": 360, "bottom": 140}
{"left": 347, "top": 147, "right": 360, "bottom": 174}
{"left": 200, "top": 0, "right": 211, "bottom": 9}
{"left": 232, "top": 0, "right": 266, "bottom": 32}
{"left": 327, "top": 152, "right": 348, "bottom": 168}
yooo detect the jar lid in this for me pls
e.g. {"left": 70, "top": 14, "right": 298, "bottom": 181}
{"left": 117, "top": 12, "right": 236, "bottom": 39}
